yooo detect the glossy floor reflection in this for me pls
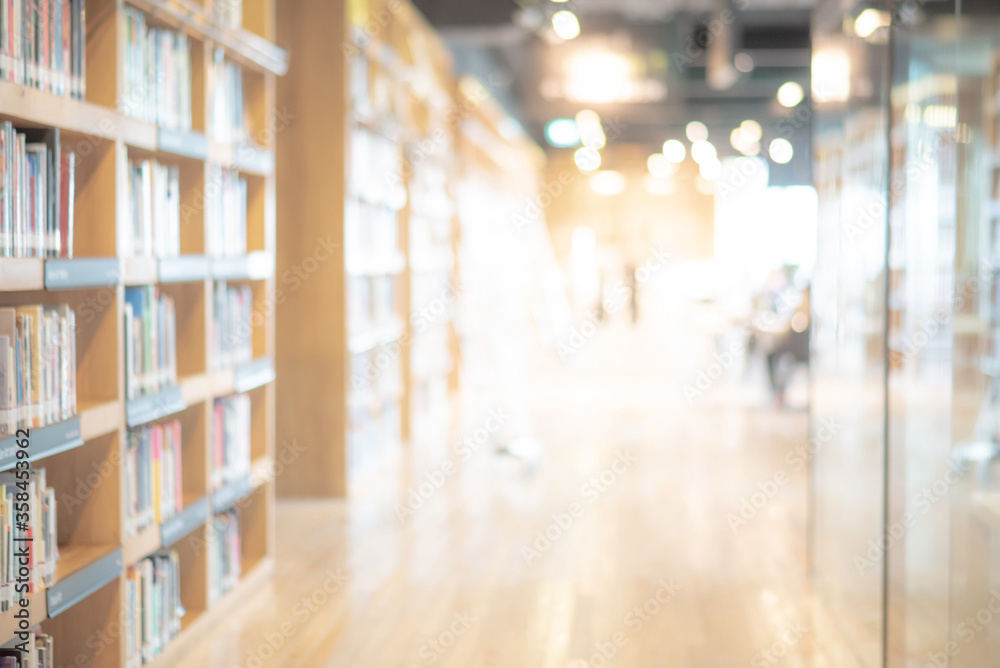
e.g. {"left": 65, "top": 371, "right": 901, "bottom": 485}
{"left": 182, "top": 318, "right": 866, "bottom": 667}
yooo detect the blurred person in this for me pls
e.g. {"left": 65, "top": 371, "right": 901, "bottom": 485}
{"left": 625, "top": 263, "right": 638, "bottom": 324}
{"left": 766, "top": 286, "right": 810, "bottom": 408}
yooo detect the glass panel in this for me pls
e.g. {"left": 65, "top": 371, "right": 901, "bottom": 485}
{"left": 950, "top": 3, "right": 1000, "bottom": 667}
{"left": 885, "top": 3, "right": 959, "bottom": 665}
{"left": 809, "top": 1, "right": 891, "bottom": 665}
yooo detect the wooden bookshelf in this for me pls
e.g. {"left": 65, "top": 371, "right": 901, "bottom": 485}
{"left": 275, "top": 0, "right": 466, "bottom": 496}
{"left": 0, "top": 0, "right": 284, "bottom": 663}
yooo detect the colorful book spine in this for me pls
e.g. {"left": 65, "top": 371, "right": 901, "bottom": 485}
{"left": 125, "top": 419, "right": 183, "bottom": 538}
{"left": 208, "top": 510, "right": 240, "bottom": 603}
{"left": 211, "top": 394, "right": 250, "bottom": 490}
{"left": 125, "top": 158, "right": 181, "bottom": 259}
{"left": 0, "top": 123, "right": 74, "bottom": 259}
{"left": 0, "top": 0, "right": 85, "bottom": 98}
{"left": 124, "top": 287, "right": 177, "bottom": 401}
{"left": 210, "top": 281, "right": 253, "bottom": 371}
{"left": 205, "top": 166, "right": 247, "bottom": 259}
{"left": 125, "top": 550, "right": 184, "bottom": 666}
{"left": 122, "top": 8, "right": 191, "bottom": 131}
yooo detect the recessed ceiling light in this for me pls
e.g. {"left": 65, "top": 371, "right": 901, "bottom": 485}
{"left": 777, "top": 81, "right": 804, "bottom": 108}
{"left": 552, "top": 11, "right": 580, "bottom": 40}
{"left": 768, "top": 138, "right": 794, "bottom": 164}
{"left": 545, "top": 118, "right": 581, "bottom": 147}
{"left": 574, "top": 147, "right": 601, "bottom": 172}
{"left": 686, "top": 121, "right": 708, "bottom": 142}
{"left": 662, "top": 139, "right": 686, "bottom": 163}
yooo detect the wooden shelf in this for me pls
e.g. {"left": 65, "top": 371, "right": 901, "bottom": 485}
{"left": 122, "top": 523, "right": 163, "bottom": 566}
{"left": 0, "top": 259, "right": 44, "bottom": 291}
{"left": 125, "top": 0, "right": 288, "bottom": 75}
{"left": 1, "top": 0, "right": 277, "bottom": 656}
{"left": 0, "top": 590, "right": 47, "bottom": 644}
{"left": 48, "top": 545, "right": 122, "bottom": 617}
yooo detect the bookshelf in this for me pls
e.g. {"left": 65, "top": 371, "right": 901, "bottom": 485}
{"left": 0, "top": 0, "right": 284, "bottom": 664}
{"left": 276, "top": 0, "right": 463, "bottom": 495}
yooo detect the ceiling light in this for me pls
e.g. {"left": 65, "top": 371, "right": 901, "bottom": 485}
{"left": 545, "top": 118, "right": 581, "bottom": 147}
{"left": 777, "top": 81, "right": 804, "bottom": 108}
{"left": 730, "top": 128, "right": 746, "bottom": 152}
{"left": 734, "top": 52, "right": 754, "bottom": 73}
{"left": 812, "top": 49, "right": 850, "bottom": 103}
{"left": 565, "top": 51, "right": 634, "bottom": 104}
{"left": 575, "top": 109, "right": 606, "bottom": 149}
{"left": 768, "top": 138, "right": 794, "bottom": 164}
{"left": 691, "top": 140, "right": 717, "bottom": 165}
{"left": 740, "top": 120, "right": 762, "bottom": 143}
{"left": 552, "top": 11, "right": 580, "bottom": 40}
{"left": 574, "top": 147, "right": 601, "bottom": 172}
{"left": 740, "top": 141, "right": 761, "bottom": 157}
{"left": 589, "top": 171, "right": 627, "bottom": 196}
{"left": 854, "top": 8, "right": 890, "bottom": 38}
{"left": 647, "top": 153, "right": 675, "bottom": 179}
{"left": 662, "top": 139, "right": 686, "bottom": 163}
{"left": 686, "top": 121, "right": 708, "bottom": 142}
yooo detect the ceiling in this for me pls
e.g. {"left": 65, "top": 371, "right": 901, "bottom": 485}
{"left": 413, "top": 0, "right": 816, "bottom": 184}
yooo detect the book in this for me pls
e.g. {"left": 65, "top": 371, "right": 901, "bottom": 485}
{"left": 209, "top": 48, "right": 247, "bottom": 145}
{"left": 205, "top": 166, "right": 246, "bottom": 259}
{"left": 0, "top": 469, "right": 58, "bottom": 607}
{"left": 125, "top": 158, "right": 180, "bottom": 259}
{"left": 122, "top": 8, "right": 191, "bottom": 131}
{"left": 211, "top": 394, "right": 250, "bottom": 490}
{"left": 124, "top": 287, "right": 177, "bottom": 401}
{"left": 0, "top": 305, "right": 77, "bottom": 433}
{"left": 126, "top": 550, "right": 184, "bottom": 666}
{"left": 0, "top": 123, "right": 75, "bottom": 258}
{"left": 125, "top": 420, "right": 182, "bottom": 537}
{"left": 210, "top": 281, "right": 253, "bottom": 371}
{"left": 208, "top": 510, "right": 240, "bottom": 603}
{"left": 214, "top": 0, "right": 242, "bottom": 30}
{"left": 0, "top": 0, "right": 85, "bottom": 99}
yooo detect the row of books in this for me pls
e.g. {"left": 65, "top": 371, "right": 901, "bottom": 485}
{"left": 126, "top": 550, "right": 184, "bottom": 667}
{"left": 212, "top": 394, "right": 250, "bottom": 491}
{"left": 0, "top": 469, "right": 57, "bottom": 609}
{"left": 125, "top": 287, "right": 178, "bottom": 401}
{"left": 347, "top": 275, "right": 400, "bottom": 337}
{"left": 210, "top": 282, "right": 253, "bottom": 371}
{"left": 125, "top": 420, "right": 183, "bottom": 538}
{"left": 0, "top": 305, "right": 77, "bottom": 435}
{"left": 126, "top": 158, "right": 181, "bottom": 260}
{"left": 123, "top": 8, "right": 192, "bottom": 132}
{"left": 0, "top": 632, "right": 54, "bottom": 668}
{"left": 349, "top": 127, "right": 406, "bottom": 209}
{"left": 206, "top": 166, "right": 247, "bottom": 259}
{"left": 0, "top": 124, "right": 75, "bottom": 258}
{"left": 208, "top": 510, "right": 240, "bottom": 603}
{"left": 0, "top": 0, "right": 87, "bottom": 99}
{"left": 345, "top": 200, "right": 400, "bottom": 269}
{"left": 210, "top": 49, "right": 247, "bottom": 145}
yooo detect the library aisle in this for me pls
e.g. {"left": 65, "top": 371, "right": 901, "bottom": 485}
{"left": 179, "top": 314, "right": 860, "bottom": 667}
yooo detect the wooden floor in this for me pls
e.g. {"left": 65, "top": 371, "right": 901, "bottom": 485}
{"left": 177, "top": 319, "right": 867, "bottom": 667}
